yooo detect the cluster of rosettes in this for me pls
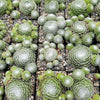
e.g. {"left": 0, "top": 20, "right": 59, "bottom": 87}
{"left": 0, "top": 0, "right": 18, "bottom": 17}
{"left": 38, "top": 14, "right": 67, "bottom": 45}
{"left": 65, "top": 16, "right": 100, "bottom": 47}
{"left": 4, "top": 66, "right": 32, "bottom": 100}
{"left": 0, "top": 0, "right": 13, "bottom": 15}
{"left": 11, "top": 20, "right": 38, "bottom": 42}
{"left": 0, "top": 40, "right": 37, "bottom": 73}
{"left": 4, "top": 66, "right": 32, "bottom": 85}
{"left": 44, "top": 0, "right": 66, "bottom": 13}
{"left": 38, "top": 14, "right": 67, "bottom": 68}
{"left": 0, "top": 0, "right": 40, "bottom": 19}
{"left": 64, "top": 17, "right": 100, "bottom": 61}
{"left": 69, "top": 0, "right": 100, "bottom": 17}
{"left": 38, "top": 14, "right": 100, "bottom": 50}
{"left": 38, "top": 14, "right": 100, "bottom": 48}
{"left": 37, "top": 69, "right": 94, "bottom": 100}
{"left": 11, "top": 0, "right": 39, "bottom": 19}
{"left": 0, "top": 20, "right": 7, "bottom": 40}
{"left": 39, "top": 41, "right": 64, "bottom": 68}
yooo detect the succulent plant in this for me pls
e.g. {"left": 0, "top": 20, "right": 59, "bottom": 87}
{"left": 38, "top": 15, "right": 47, "bottom": 26}
{"left": 70, "top": 0, "right": 87, "bottom": 16}
{"left": 25, "top": 63, "right": 37, "bottom": 74}
{"left": 4, "top": 67, "right": 32, "bottom": 100}
{"left": 0, "top": 86, "right": 4, "bottom": 100}
{"left": 94, "top": 22, "right": 100, "bottom": 43}
{"left": 0, "top": 40, "right": 7, "bottom": 71}
{"left": 43, "top": 21, "right": 58, "bottom": 35}
{"left": 89, "top": 45, "right": 99, "bottom": 54}
{"left": 72, "top": 69, "right": 85, "bottom": 81}
{"left": 44, "top": 48, "right": 58, "bottom": 62}
{"left": 12, "top": 0, "right": 19, "bottom": 8}
{"left": 45, "top": 0, "right": 59, "bottom": 13}
{"left": 61, "top": 75, "right": 74, "bottom": 87}
{"left": 65, "top": 16, "right": 97, "bottom": 46}
{"left": 57, "top": 0, "right": 66, "bottom": 3}
{"left": 5, "top": 79, "right": 32, "bottom": 100}
{"left": 69, "top": 0, "right": 100, "bottom": 17}
{"left": 0, "top": 20, "right": 7, "bottom": 40}
{"left": 94, "top": 73, "right": 100, "bottom": 79}
{"left": 95, "top": 2, "right": 100, "bottom": 16}
{"left": 72, "top": 21, "right": 87, "bottom": 35}
{"left": 37, "top": 70, "right": 94, "bottom": 100}
{"left": 1, "top": 40, "right": 37, "bottom": 71}
{"left": 38, "top": 14, "right": 100, "bottom": 48}
{"left": 59, "top": 3, "right": 66, "bottom": 10}
{"left": 65, "top": 17, "right": 100, "bottom": 53}
{"left": 0, "top": 0, "right": 13, "bottom": 15}
{"left": 13, "top": 48, "right": 35, "bottom": 67}
{"left": 0, "top": 60, "right": 7, "bottom": 71}
{"left": 82, "top": 67, "right": 90, "bottom": 75}
{"left": 31, "top": 10, "right": 39, "bottom": 19}
{"left": 71, "top": 78, "right": 94, "bottom": 100}
{"left": 19, "top": 0, "right": 37, "bottom": 15}
{"left": 44, "top": 0, "right": 66, "bottom": 13}
{"left": 38, "top": 15, "right": 100, "bottom": 69}
{"left": 11, "top": 10, "right": 20, "bottom": 19}
{"left": 93, "top": 94, "right": 100, "bottom": 100}
{"left": 11, "top": 0, "right": 39, "bottom": 18}
{"left": 91, "top": 54, "right": 100, "bottom": 66}
{"left": 39, "top": 41, "right": 64, "bottom": 68}
{"left": 38, "top": 14, "right": 67, "bottom": 46}
{"left": 39, "top": 76, "right": 63, "bottom": 99}
{"left": 0, "top": 1, "right": 99, "bottom": 100}
{"left": 68, "top": 45, "right": 92, "bottom": 68}
{"left": 10, "top": 20, "right": 38, "bottom": 42}
{"left": 0, "top": 40, "right": 6, "bottom": 50}
{"left": 37, "top": 70, "right": 73, "bottom": 100}
{"left": 69, "top": 0, "right": 94, "bottom": 16}
{"left": 34, "top": 0, "right": 41, "bottom": 4}
{"left": 65, "top": 90, "right": 74, "bottom": 100}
